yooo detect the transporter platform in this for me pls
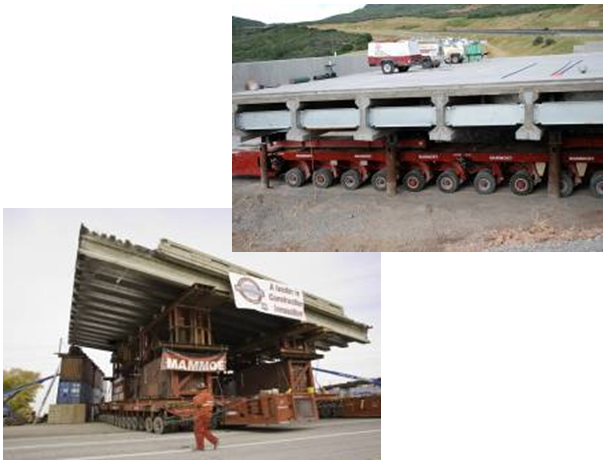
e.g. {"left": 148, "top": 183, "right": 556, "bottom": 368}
{"left": 232, "top": 52, "right": 603, "bottom": 143}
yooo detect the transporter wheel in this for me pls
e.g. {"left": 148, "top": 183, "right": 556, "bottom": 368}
{"left": 474, "top": 170, "right": 497, "bottom": 195}
{"left": 509, "top": 171, "right": 534, "bottom": 196}
{"left": 451, "top": 54, "right": 461, "bottom": 64}
{"left": 590, "top": 171, "right": 603, "bottom": 198}
{"left": 422, "top": 58, "right": 433, "bottom": 69}
{"left": 403, "top": 169, "right": 426, "bottom": 192}
{"left": 381, "top": 61, "right": 395, "bottom": 74}
{"left": 312, "top": 168, "right": 334, "bottom": 188}
{"left": 144, "top": 416, "right": 154, "bottom": 433}
{"left": 137, "top": 416, "right": 146, "bottom": 431}
{"left": 437, "top": 170, "right": 460, "bottom": 194}
{"left": 285, "top": 167, "right": 305, "bottom": 188}
{"left": 153, "top": 415, "right": 165, "bottom": 434}
{"left": 559, "top": 172, "right": 574, "bottom": 198}
{"left": 341, "top": 169, "right": 362, "bottom": 190}
{"left": 398, "top": 66, "right": 410, "bottom": 73}
{"left": 371, "top": 169, "right": 387, "bottom": 191}
{"left": 211, "top": 406, "right": 223, "bottom": 429}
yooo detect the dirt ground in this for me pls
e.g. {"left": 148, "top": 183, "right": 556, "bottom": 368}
{"left": 232, "top": 178, "right": 603, "bottom": 252}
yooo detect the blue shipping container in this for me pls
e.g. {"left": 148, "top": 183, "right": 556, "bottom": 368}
{"left": 57, "top": 381, "right": 92, "bottom": 404}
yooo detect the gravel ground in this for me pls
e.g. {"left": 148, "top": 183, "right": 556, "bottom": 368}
{"left": 491, "top": 235, "right": 603, "bottom": 252}
{"left": 232, "top": 178, "right": 603, "bottom": 252}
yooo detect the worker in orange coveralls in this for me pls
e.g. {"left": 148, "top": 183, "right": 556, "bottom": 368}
{"left": 193, "top": 384, "right": 219, "bottom": 451}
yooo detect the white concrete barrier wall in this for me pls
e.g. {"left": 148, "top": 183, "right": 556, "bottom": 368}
{"left": 232, "top": 54, "right": 370, "bottom": 92}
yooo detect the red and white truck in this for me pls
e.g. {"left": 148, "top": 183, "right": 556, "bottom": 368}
{"left": 367, "top": 41, "right": 423, "bottom": 74}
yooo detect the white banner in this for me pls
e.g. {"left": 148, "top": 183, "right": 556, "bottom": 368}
{"left": 228, "top": 272, "right": 306, "bottom": 321}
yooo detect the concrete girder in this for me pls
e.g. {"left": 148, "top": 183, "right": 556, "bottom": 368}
{"left": 516, "top": 90, "right": 543, "bottom": 141}
{"left": 354, "top": 96, "right": 380, "bottom": 141}
{"left": 429, "top": 94, "right": 455, "bottom": 142}
{"left": 286, "top": 99, "right": 310, "bottom": 141}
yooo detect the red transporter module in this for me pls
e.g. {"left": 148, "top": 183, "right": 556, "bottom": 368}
{"left": 233, "top": 135, "right": 603, "bottom": 198}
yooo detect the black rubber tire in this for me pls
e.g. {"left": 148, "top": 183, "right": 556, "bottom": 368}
{"left": 422, "top": 58, "right": 432, "bottom": 69}
{"left": 381, "top": 61, "right": 395, "bottom": 74}
{"left": 398, "top": 66, "right": 410, "bottom": 73}
{"left": 510, "top": 171, "right": 534, "bottom": 196}
{"left": 312, "top": 168, "right": 334, "bottom": 189}
{"left": 403, "top": 169, "right": 426, "bottom": 192}
{"left": 474, "top": 170, "right": 497, "bottom": 195}
{"left": 211, "top": 407, "right": 223, "bottom": 429}
{"left": 285, "top": 167, "right": 305, "bottom": 188}
{"left": 153, "top": 416, "right": 165, "bottom": 434}
{"left": 559, "top": 172, "right": 574, "bottom": 198}
{"left": 436, "top": 170, "right": 460, "bottom": 194}
{"left": 371, "top": 169, "right": 387, "bottom": 191}
{"left": 451, "top": 54, "right": 461, "bottom": 64}
{"left": 144, "top": 416, "right": 154, "bottom": 433}
{"left": 589, "top": 171, "right": 603, "bottom": 198}
{"left": 341, "top": 169, "right": 362, "bottom": 190}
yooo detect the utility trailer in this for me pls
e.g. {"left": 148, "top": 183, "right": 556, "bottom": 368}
{"left": 368, "top": 41, "right": 424, "bottom": 74}
{"left": 232, "top": 135, "right": 603, "bottom": 198}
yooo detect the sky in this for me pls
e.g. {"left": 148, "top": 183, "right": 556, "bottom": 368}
{"left": 232, "top": 2, "right": 365, "bottom": 24}
{"left": 3, "top": 209, "right": 380, "bottom": 413}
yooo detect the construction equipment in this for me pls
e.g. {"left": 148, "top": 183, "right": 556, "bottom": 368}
{"left": 442, "top": 38, "right": 466, "bottom": 64}
{"left": 464, "top": 41, "right": 484, "bottom": 62}
{"left": 314, "top": 368, "right": 381, "bottom": 419}
{"left": 233, "top": 135, "right": 603, "bottom": 198}
{"left": 69, "top": 228, "right": 371, "bottom": 433}
{"left": 3, "top": 375, "right": 56, "bottom": 420}
{"left": 313, "top": 367, "right": 381, "bottom": 387}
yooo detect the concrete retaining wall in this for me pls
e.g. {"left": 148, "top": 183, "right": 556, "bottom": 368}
{"left": 232, "top": 54, "right": 369, "bottom": 92}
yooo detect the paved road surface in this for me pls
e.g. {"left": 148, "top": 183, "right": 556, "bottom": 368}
{"left": 3, "top": 418, "right": 380, "bottom": 460}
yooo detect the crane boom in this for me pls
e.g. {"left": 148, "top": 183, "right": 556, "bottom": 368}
{"left": 312, "top": 367, "right": 381, "bottom": 386}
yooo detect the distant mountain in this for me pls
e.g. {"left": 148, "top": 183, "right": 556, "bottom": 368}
{"left": 232, "top": 16, "right": 265, "bottom": 28}
{"left": 316, "top": 4, "right": 577, "bottom": 23}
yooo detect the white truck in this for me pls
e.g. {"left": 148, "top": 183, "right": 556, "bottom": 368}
{"left": 417, "top": 41, "right": 444, "bottom": 68}
{"left": 367, "top": 41, "right": 423, "bottom": 74}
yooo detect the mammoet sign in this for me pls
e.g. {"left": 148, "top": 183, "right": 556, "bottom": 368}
{"left": 228, "top": 272, "right": 306, "bottom": 321}
{"left": 160, "top": 350, "right": 227, "bottom": 372}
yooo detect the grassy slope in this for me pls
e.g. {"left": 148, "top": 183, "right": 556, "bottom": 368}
{"left": 312, "top": 4, "right": 603, "bottom": 57}
{"left": 232, "top": 25, "right": 371, "bottom": 63}
{"left": 232, "top": 16, "right": 265, "bottom": 28}
{"left": 316, "top": 4, "right": 577, "bottom": 23}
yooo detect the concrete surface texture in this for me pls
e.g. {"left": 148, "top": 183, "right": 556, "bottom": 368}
{"left": 233, "top": 52, "right": 603, "bottom": 103}
{"left": 233, "top": 54, "right": 368, "bottom": 92}
{"left": 3, "top": 419, "right": 381, "bottom": 460}
{"left": 232, "top": 178, "right": 603, "bottom": 252}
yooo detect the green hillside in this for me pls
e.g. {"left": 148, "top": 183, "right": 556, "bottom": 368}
{"left": 232, "top": 16, "right": 265, "bottom": 28}
{"left": 317, "top": 4, "right": 578, "bottom": 23}
{"left": 233, "top": 24, "right": 371, "bottom": 63}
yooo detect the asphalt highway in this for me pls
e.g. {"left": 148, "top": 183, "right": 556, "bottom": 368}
{"left": 3, "top": 418, "right": 381, "bottom": 460}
